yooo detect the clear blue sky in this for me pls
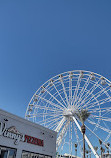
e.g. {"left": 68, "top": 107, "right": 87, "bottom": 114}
{"left": 0, "top": 0, "right": 111, "bottom": 118}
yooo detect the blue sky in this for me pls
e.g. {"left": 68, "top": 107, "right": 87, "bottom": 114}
{"left": 0, "top": 0, "right": 111, "bottom": 118}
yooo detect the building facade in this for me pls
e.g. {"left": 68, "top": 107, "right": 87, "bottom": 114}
{"left": 0, "top": 109, "right": 57, "bottom": 158}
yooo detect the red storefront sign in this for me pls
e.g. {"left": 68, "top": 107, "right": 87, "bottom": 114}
{"left": 24, "top": 135, "right": 44, "bottom": 146}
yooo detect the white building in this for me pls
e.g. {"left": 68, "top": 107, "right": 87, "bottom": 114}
{"left": 0, "top": 109, "right": 57, "bottom": 158}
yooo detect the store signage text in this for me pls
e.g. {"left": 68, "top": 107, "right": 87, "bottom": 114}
{"left": 24, "top": 135, "right": 43, "bottom": 146}
{"left": 0, "top": 122, "right": 44, "bottom": 146}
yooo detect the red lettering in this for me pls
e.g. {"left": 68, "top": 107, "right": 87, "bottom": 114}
{"left": 41, "top": 140, "right": 44, "bottom": 146}
{"left": 31, "top": 137, "right": 35, "bottom": 144}
{"left": 34, "top": 138, "right": 38, "bottom": 145}
{"left": 38, "top": 139, "right": 41, "bottom": 146}
{"left": 28, "top": 136, "right": 31, "bottom": 143}
{"left": 24, "top": 135, "right": 29, "bottom": 142}
{"left": 38, "top": 139, "right": 44, "bottom": 146}
{"left": 24, "top": 135, "right": 43, "bottom": 146}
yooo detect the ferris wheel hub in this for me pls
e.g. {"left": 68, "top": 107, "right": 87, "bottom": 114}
{"left": 63, "top": 107, "right": 77, "bottom": 120}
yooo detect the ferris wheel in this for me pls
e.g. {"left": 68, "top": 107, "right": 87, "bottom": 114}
{"left": 25, "top": 70, "right": 111, "bottom": 158}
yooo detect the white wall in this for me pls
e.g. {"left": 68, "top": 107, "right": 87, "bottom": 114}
{"left": 0, "top": 109, "right": 57, "bottom": 158}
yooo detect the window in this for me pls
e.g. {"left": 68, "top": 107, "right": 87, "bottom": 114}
{"left": 0, "top": 146, "right": 16, "bottom": 158}
{"left": 39, "top": 154, "right": 44, "bottom": 158}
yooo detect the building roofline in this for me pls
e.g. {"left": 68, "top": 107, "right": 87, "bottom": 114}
{"left": 0, "top": 108, "right": 57, "bottom": 135}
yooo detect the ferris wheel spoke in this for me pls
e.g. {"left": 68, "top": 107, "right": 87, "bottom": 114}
{"left": 59, "top": 77, "right": 69, "bottom": 106}
{"left": 87, "top": 119, "right": 111, "bottom": 133}
{"left": 56, "top": 120, "right": 70, "bottom": 149}
{"left": 35, "top": 105, "right": 52, "bottom": 111}
{"left": 70, "top": 122, "right": 73, "bottom": 155}
{"left": 85, "top": 124, "right": 105, "bottom": 143}
{"left": 88, "top": 107, "right": 111, "bottom": 113}
{"left": 77, "top": 78, "right": 101, "bottom": 108}
{"left": 91, "top": 109, "right": 111, "bottom": 117}
{"left": 86, "top": 124, "right": 111, "bottom": 151}
{"left": 72, "top": 75, "right": 81, "bottom": 106}
{"left": 30, "top": 112, "right": 62, "bottom": 117}
{"left": 47, "top": 117, "right": 64, "bottom": 129}
{"left": 90, "top": 115, "right": 111, "bottom": 122}
{"left": 69, "top": 122, "right": 71, "bottom": 154}
{"left": 103, "top": 118, "right": 111, "bottom": 142}
{"left": 85, "top": 87, "right": 109, "bottom": 106}
{"left": 55, "top": 117, "right": 66, "bottom": 132}
{"left": 35, "top": 114, "right": 63, "bottom": 124}
{"left": 42, "top": 109, "right": 63, "bottom": 114}
{"left": 56, "top": 131, "right": 68, "bottom": 154}
{"left": 34, "top": 105, "right": 62, "bottom": 112}
{"left": 52, "top": 82, "right": 67, "bottom": 107}
{"left": 103, "top": 120, "right": 110, "bottom": 134}
{"left": 38, "top": 117, "right": 62, "bottom": 126}
{"left": 34, "top": 108, "right": 62, "bottom": 116}
{"left": 78, "top": 92, "right": 99, "bottom": 110}
{"left": 73, "top": 122, "right": 82, "bottom": 157}
{"left": 43, "top": 87, "right": 66, "bottom": 109}
{"left": 35, "top": 104, "right": 62, "bottom": 111}
{"left": 88, "top": 115, "right": 100, "bottom": 128}
{"left": 36, "top": 95, "right": 64, "bottom": 110}
{"left": 101, "top": 108, "right": 111, "bottom": 117}
{"left": 69, "top": 77, "right": 73, "bottom": 106}
{"left": 83, "top": 97, "right": 111, "bottom": 110}
{"left": 97, "top": 85, "right": 110, "bottom": 98}
{"left": 80, "top": 86, "right": 110, "bottom": 108}
{"left": 74, "top": 76, "right": 91, "bottom": 107}
{"left": 56, "top": 126, "right": 69, "bottom": 151}
{"left": 43, "top": 112, "right": 62, "bottom": 117}
{"left": 105, "top": 133, "right": 111, "bottom": 143}
{"left": 44, "top": 116, "right": 63, "bottom": 127}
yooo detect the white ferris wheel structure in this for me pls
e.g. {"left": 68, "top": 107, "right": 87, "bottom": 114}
{"left": 25, "top": 70, "right": 111, "bottom": 158}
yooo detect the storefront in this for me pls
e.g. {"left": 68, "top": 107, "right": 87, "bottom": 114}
{"left": 0, "top": 109, "right": 57, "bottom": 158}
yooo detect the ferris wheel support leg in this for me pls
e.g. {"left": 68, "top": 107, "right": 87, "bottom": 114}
{"left": 72, "top": 116, "right": 99, "bottom": 158}
{"left": 55, "top": 117, "right": 66, "bottom": 132}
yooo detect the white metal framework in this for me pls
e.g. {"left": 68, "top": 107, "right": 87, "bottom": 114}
{"left": 25, "top": 70, "right": 111, "bottom": 157}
